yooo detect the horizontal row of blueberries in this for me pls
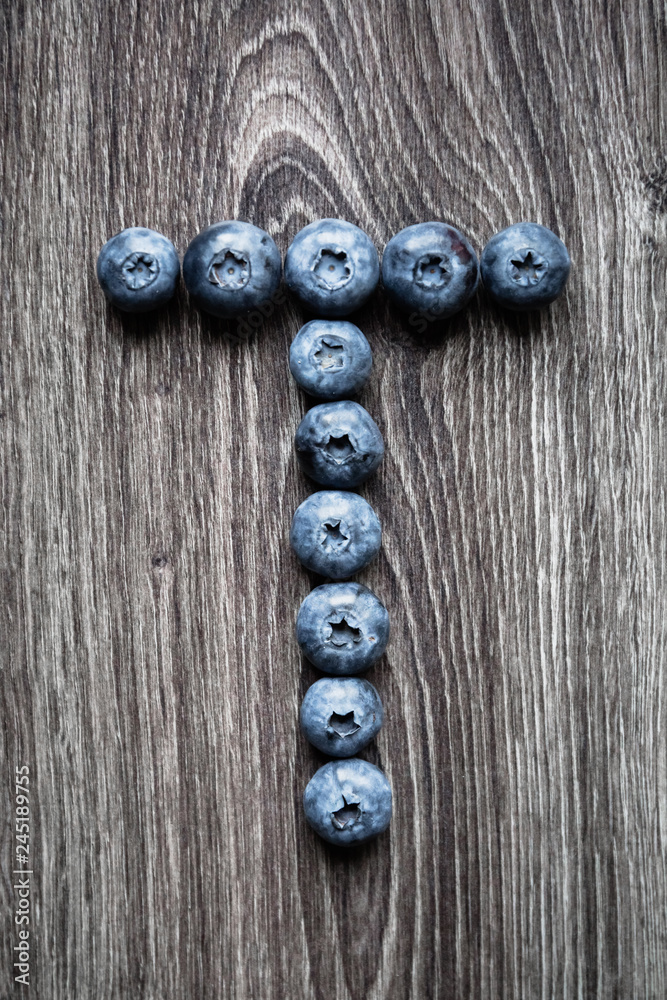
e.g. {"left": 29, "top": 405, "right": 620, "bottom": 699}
{"left": 96, "top": 218, "right": 571, "bottom": 319}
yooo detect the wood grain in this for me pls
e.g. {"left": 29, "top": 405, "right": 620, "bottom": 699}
{"left": 1, "top": 1, "right": 666, "bottom": 997}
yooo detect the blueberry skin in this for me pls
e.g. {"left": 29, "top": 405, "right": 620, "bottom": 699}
{"left": 300, "top": 677, "right": 383, "bottom": 757}
{"left": 295, "top": 401, "right": 384, "bottom": 489}
{"left": 297, "top": 582, "right": 389, "bottom": 674}
{"left": 289, "top": 320, "right": 372, "bottom": 400}
{"left": 285, "top": 219, "right": 380, "bottom": 317}
{"left": 480, "top": 222, "right": 570, "bottom": 311}
{"left": 96, "top": 227, "right": 180, "bottom": 313}
{"left": 303, "top": 758, "right": 392, "bottom": 845}
{"left": 291, "top": 491, "right": 381, "bottom": 579}
{"left": 183, "top": 221, "right": 281, "bottom": 318}
{"left": 382, "top": 221, "right": 479, "bottom": 319}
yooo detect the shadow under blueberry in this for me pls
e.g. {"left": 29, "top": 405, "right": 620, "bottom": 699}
{"left": 372, "top": 284, "right": 480, "bottom": 351}
{"left": 110, "top": 287, "right": 185, "bottom": 344}
{"left": 193, "top": 295, "right": 292, "bottom": 348}
{"left": 489, "top": 298, "right": 571, "bottom": 338}
{"left": 285, "top": 285, "right": 380, "bottom": 333}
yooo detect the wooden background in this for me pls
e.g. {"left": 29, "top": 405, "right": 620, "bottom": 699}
{"left": 1, "top": 1, "right": 666, "bottom": 997}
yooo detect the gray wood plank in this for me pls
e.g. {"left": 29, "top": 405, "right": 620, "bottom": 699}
{"left": 1, "top": 1, "right": 666, "bottom": 997}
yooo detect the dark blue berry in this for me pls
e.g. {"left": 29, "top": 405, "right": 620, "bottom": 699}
{"left": 96, "top": 227, "right": 180, "bottom": 313}
{"left": 183, "top": 221, "right": 281, "bottom": 318}
{"left": 289, "top": 320, "right": 372, "bottom": 399}
{"left": 303, "top": 758, "right": 392, "bottom": 845}
{"left": 296, "top": 582, "right": 389, "bottom": 674}
{"left": 295, "top": 401, "right": 384, "bottom": 489}
{"left": 300, "top": 677, "right": 383, "bottom": 757}
{"left": 290, "top": 491, "right": 381, "bottom": 579}
{"left": 382, "top": 221, "right": 479, "bottom": 320}
{"left": 285, "top": 219, "right": 379, "bottom": 317}
{"left": 480, "top": 222, "right": 570, "bottom": 310}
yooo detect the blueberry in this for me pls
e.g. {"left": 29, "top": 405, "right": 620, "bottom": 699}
{"left": 290, "top": 491, "right": 381, "bottom": 579}
{"left": 183, "top": 221, "right": 281, "bottom": 318}
{"left": 289, "top": 320, "right": 372, "bottom": 399}
{"left": 480, "top": 222, "right": 570, "bottom": 311}
{"left": 296, "top": 582, "right": 389, "bottom": 674}
{"left": 300, "top": 677, "right": 383, "bottom": 757}
{"left": 295, "top": 401, "right": 384, "bottom": 489}
{"left": 285, "top": 219, "right": 379, "bottom": 317}
{"left": 303, "top": 758, "right": 391, "bottom": 845}
{"left": 382, "top": 221, "right": 479, "bottom": 320}
{"left": 96, "top": 227, "right": 180, "bottom": 313}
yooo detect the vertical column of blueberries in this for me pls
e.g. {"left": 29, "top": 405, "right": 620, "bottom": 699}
{"left": 285, "top": 221, "right": 393, "bottom": 846}
{"left": 97, "top": 218, "right": 571, "bottom": 849}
